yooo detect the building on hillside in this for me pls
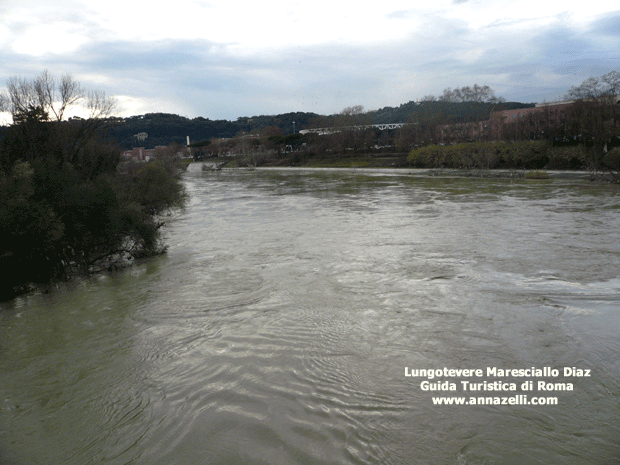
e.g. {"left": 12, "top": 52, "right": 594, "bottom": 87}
{"left": 489, "top": 101, "right": 574, "bottom": 140}
{"left": 121, "top": 147, "right": 152, "bottom": 161}
{"left": 438, "top": 95, "right": 620, "bottom": 143}
{"left": 493, "top": 101, "right": 573, "bottom": 120}
{"left": 438, "top": 121, "right": 489, "bottom": 144}
{"left": 121, "top": 146, "right": 171, "bottom": 161}
{"left": 490, "top": 95, "right": 620, "bottom": 141}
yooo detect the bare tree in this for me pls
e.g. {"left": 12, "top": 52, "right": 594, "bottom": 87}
{"left": 601, "top": 71, "right": 620, "bottom": 95}
{"left": 420, "top": 94, "right": 437, "bottom": 102}
{"left": 565, "top": 76, "right": 605, "bottom": 100}
{"left": 564, "top": 71, "right": 620, "bottom": 100}
{"left": 0, "top": 92, "right": 8, "bottom": 113}
{"left": 438, "top": 84, "right": 505, "bottom": 103}
{"left": 1, "top": 71, "right": 118, "bottom": 175}
{"left": 3, "top": 70, "right": 115, "bottom": 123}
{"left": 439, "top": 87, "right": 458, "bottom": 102}
{"left": 86, "top": 89, "right": 116, "bottom": 119}
{"left": 340, "top": 105, "right": 365, "bottom": 116}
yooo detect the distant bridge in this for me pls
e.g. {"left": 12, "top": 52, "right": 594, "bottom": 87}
{"left": 299, "top": 123, "right": 407, "bottom": 136}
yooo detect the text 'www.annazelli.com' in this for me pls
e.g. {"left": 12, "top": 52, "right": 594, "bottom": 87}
{"left": 406, "top": 366, "right": 592, "bottom": 406}
{"left": 431, "top": 395, "right": 558, "bottom": 406}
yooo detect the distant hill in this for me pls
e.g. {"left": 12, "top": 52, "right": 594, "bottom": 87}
{"left": 105, "top": 100, "right": 536, "bottom": 149}
{"left": 1, "top": 101, "right": 536, "bottom": 149}
{"left": 107, "top": 112, "right": 321, "bottom": 149}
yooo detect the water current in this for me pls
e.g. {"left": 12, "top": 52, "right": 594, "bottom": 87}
{"left": 1, "top": 166, "right": 619, "bottom": 464}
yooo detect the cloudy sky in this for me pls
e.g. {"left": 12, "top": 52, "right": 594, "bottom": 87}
{"left": 1, "top": 0, "right": 618, "bottom": 121}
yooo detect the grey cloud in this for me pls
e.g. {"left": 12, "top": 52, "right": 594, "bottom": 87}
{"left": 77, "top": 40, "right": 221, "bottom": 71}
{"left": 527, "top": 20, "right": 618, "bottom": 80}
{"left": 2, "top": 8, "right": 618, "bottom": 120}
{"left": 587, "top": 13, "right": 620, "bottom": 37}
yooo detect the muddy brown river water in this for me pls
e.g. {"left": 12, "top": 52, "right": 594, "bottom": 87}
{"left": 1, "top": 166, "right": 619, "bottom": 464}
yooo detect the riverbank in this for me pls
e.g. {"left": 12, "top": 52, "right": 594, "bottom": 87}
{"left": 200, "top": 139, "right": 620, "bottom": 183}
{"left": 194, "top": 159, "right": 602, "bottom": 181}
{"left": 272, "top": 167, "right": 594, "bottom": 179}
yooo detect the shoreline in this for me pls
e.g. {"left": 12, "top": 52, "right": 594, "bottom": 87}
{"left": 192, "top": 162, "right": 600, "bottom": 180}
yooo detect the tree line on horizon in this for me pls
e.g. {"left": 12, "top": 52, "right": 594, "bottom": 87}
{"left": 48, "top": 83, "right": 530, "bottom": 150}
{"left": 92, "top": 99, "right": 531, "bottom": 152}
{"left": 0, "top": 77, "right": 538, "bottom": 153}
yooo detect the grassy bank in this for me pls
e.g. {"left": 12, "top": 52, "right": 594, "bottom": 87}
{"left": 200, "top": 141, "right": 619, "bottom": 182}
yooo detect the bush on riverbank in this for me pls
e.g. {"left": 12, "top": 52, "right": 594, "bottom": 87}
{"left": 407, "top": 141, "right": 593, "bottom": 171}
{"left": 602, "top": 147, "right": 620, "bottom": 183}
{"left": 0, "top": 73, "right": 187, "bottom": 301}
{"left": 0, "top": 146, "right": 187, "bottom": 301}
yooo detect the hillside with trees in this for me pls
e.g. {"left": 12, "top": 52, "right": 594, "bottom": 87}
{"left": 92, "top": 84, "right": 535, "bottom": 150}
{"left": 371, "top": 84, "right": 533, "bottom": 125}
{"left": 107, "top": 112, "right": 321, "bottom": 149}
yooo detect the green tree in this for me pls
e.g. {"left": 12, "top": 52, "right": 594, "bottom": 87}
{"left": 0, "top": 71, "right": 187, "bottom": 300}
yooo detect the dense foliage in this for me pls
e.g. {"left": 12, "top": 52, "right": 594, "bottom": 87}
{"left": 0, "top": 82, "right": 187, "bottom": 300}
{"left": 407, "top": 141, "right": 588, "bottom": 171}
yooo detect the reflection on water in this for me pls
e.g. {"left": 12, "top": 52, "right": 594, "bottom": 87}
{"left": 1, "top": 168, "right": 620, "bottom": 465}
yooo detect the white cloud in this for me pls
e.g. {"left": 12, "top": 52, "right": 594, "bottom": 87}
{"left": 10, "top": 0, "right": 439, "bottom": 52}
{"left": 11, "top": 22, "right": 91, "bottom": 56}
{"left": 0, "top": 111, "right": 11, "bottom": 126}
{"left": 1, "top": 0, "right": 618, "bottom": 119}
{"left": 114, "top": 94, "right": 195, "bottom": 118}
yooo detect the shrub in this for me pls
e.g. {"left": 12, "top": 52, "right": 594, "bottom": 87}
{"left": 408, "top": 140, "right": 552, "bottom": 170}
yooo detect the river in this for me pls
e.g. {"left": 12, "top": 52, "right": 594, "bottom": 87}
{"left": 1, "top": 166, "right": 619, "bottom": 465}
